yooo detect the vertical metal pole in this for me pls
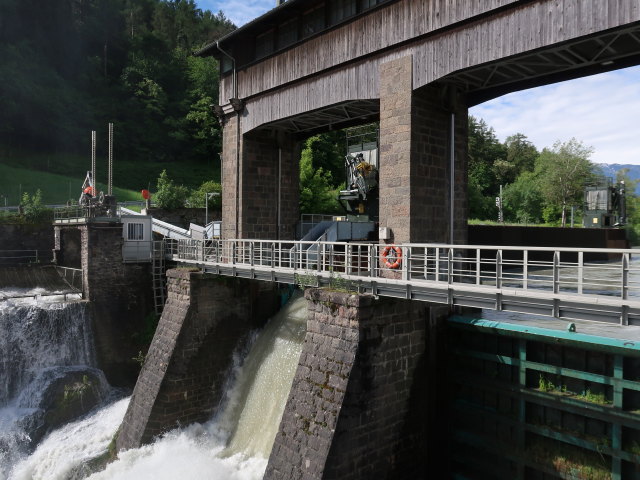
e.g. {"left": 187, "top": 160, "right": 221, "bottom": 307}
{"left": 108, "top": 123, "right": 113, "bottom": 196}
{"left": 278, "top": 147, "right": 282, "bottom": 240}
{"left": 450, "top": 113, "right": 455, "bottom": 245}
{"left": 612, "top": 355, "right": 623, "bottom": 480}
{"left": 553, "top": 251, "right": 560, "bottom": 294}
{"left": 622, "top": 252, "right": 629, "bottom": 300}
{"left": 577, "top": 251, "right": 584, "bottom": 294}
{"left": 570, "top": 206, "right": 575, "bottom": 227}
{"left": 91, "top": 131, "right": 96, "bottom": 191}
{"left": 499, "top": 184, "right": 503, "bottom": 223}
{"left": 402, "top": 246, "right": 409, "bottom": 281}
{"left": 517, "top": 339, "right": 526, "bottom": 480}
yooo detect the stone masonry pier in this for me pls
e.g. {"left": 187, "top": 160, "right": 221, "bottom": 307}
{"left": 265, "top": 288, "right": 450, "bottom": 479}
{"left": 116, "top": 269, "right": 278, "bottom": 451}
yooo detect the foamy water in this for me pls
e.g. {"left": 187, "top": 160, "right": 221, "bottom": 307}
{"left": 5, "top": 293, "right": 307, "bottom": 480}
{"left": 8, "top": 398, "right": 129, "bottom": 480}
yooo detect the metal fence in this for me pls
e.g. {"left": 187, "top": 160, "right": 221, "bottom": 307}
{"left": 167, "top": 239, "right": 640, "bottom": 324}
{"left": 0, "top": 250, "right": 45, "bottom": 265}
{"left": 55, "top": 266, "right": 83, "bottom": 291}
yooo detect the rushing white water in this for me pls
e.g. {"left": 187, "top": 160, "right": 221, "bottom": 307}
{"left": 0, "top": 299, "right": 95, "bottom": 404}
{"left": 7, "top": 292, "right": 307, "bottom": 480}
{"left": 8, "top": 397, "right": 129, "bottom": 480}
{"left": 0, "top": 296, "right": 109, "bottom": 480}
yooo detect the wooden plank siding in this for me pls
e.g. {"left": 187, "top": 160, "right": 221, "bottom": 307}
{"left": 226, "top": 0, "right": 640, "bottom": 134}
{"left": 220, "top": 0, "right": 518, "bottom": 103}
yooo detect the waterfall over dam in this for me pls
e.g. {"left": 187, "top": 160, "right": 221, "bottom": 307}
{"left": 0, "top": 295, "right": 112, "bottom": 479}
{"left": 4, "top": 292, "right": 307, "bottom": 479}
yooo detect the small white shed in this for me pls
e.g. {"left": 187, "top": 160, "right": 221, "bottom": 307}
{"left": 121, "top": 215, "right": 153, "bottom": 263}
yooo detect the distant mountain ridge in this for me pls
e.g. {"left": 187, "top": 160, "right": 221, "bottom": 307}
{"left": 597, "top": 164, "right": 640, "bottom": 194}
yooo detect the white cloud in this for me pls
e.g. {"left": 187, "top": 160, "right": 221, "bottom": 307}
{"left": 470, "top": 65, "right": 640, "bottom": 165}
{"left": 197, "top": 0, "right": 274, "bottom": 27}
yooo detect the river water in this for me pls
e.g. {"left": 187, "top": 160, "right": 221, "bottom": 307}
{"left": 1, "top": 289, "right": 307, "bottom": 480}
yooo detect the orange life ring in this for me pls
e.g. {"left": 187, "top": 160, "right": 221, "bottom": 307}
{"left": 381, "top": 245, "right": 402, "bottom": 269}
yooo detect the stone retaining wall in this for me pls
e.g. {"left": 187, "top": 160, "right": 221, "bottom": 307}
{"left": 0, "top": 223, "right": 54, "bottom": 258}
{"left": 78, "top": 222, "right": 153, "bottom": 387}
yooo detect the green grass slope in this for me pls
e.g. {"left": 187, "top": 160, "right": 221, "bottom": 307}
{"left": 0, "top": 152, "right": 220, "bottom": 206}
{"left": 0, "top": 164, "right": 142, "bottom": 205}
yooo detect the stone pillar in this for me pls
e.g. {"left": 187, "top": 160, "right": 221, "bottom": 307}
{"left": 379, "top": 55, "right": 468, "bottom": 244}
{"left": 81, "top": 222, "right": 153, "bottom": 387}
{"left": 240, "top": 130, "right": 300, "bottom": 239}
{"left": 265, "top": 289, "right": 449, "bottom": 479}
{"left": 116, "top": 271, "right": 278, "bottom": 451}
{"left": 221, "top": 114, "right": 240, "bottom": 239}
{"left": 221, "top": 112, "right": 300, "bottom": 240}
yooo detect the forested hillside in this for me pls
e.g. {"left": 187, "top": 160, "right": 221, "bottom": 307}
{"left": 0, "top": 0, "right": 234, "bottom": 174}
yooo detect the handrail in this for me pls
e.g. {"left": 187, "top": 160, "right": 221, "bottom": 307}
{"left": 167, "top": 238, "right": 640, "bottom": 325}
{"left": 119, "top": 206, "right": 191, "bottom": 240}
{"left": 0, "top": 250, "right": 44, "bottom": 264}
{"left": 55, "top": 266, "right": 83, "bottom": 291}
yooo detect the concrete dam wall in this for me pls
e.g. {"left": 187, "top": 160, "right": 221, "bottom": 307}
{"left": 0, "top": 265, "right": 76, "bottom": 293}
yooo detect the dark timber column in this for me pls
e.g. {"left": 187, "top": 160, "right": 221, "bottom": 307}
{"left": 379, "top": 55, "right": 468, "bottom": 244}
{"left": 220, "top": 111, "right": 300, "bottom": 240}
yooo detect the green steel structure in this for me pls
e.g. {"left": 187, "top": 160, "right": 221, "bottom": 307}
{"left": 448, "top": 316, "right": 640, "bottom": 479}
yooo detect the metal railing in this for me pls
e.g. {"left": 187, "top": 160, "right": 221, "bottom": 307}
{"left": 0, "top": 250, "right": 45, "bottom": 265}
{"left": 53, "top": 206, "right": 91, "bottom": 223}
{"left": 167, "top": 239, "right": 640, "bottom": 325}
{"left": 55, "top": 266, "right": 83, "bottom": 291}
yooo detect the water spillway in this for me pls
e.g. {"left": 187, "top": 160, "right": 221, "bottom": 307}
{"left": 91, "top": 293, "right": 307, "bottom": 479}
{"left": 0, "top": 296, "right": 111, "bottom": 479}
{"left": 6, "top": 293, "right": 307, "bottom": 479}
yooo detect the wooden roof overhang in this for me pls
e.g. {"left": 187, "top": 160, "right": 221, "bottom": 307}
{"left": 194, "top": 0, "right": 400, "bottom": 69}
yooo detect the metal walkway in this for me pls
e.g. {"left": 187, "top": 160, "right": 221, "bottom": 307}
{"left": 119, "top": 206, "right": 191, "bottom": 240}
{"left": 166, "top": 238, "right": 640, "bottom": 326}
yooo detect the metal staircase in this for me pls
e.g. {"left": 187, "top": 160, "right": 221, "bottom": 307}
{"left": 152, "top": 240, "right": 166, "bottom": 315}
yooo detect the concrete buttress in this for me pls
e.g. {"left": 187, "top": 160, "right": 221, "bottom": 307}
{"left": 116, "top": 269, "right": 278, "bottom": 451}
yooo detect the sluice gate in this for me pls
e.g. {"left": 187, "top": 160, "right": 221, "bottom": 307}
{"left": 448, "top": 316, "right": 640, "bottom": 480}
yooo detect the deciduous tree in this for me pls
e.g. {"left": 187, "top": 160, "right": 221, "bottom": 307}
{"left": 536, "top": 138, "right": 596, "bottom": 227}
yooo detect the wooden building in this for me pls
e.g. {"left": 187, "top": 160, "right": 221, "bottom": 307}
{"left": 197, "top": 0, "right": 640, "bottom": 243}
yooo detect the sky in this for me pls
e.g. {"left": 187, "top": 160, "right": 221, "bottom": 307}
{"left": 197, "top": 0, "right": 640, "bottom": 166}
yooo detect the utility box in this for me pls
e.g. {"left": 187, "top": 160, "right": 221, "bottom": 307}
{"left": 583, "top": 179, "right": 625, "bottom": 228}
{"left": 121, "top": 215, "right": 153, "bottom": 263}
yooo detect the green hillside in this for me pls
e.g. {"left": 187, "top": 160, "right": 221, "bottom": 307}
{"left": 0, "top": 163, "right": 142, "bottom": 206}
{"left": 0, "top": 153, "right": 219, "bottom": 206}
